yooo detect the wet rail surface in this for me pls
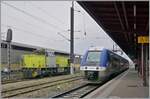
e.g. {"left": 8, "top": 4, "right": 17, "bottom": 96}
{"left": 2, "top": 76, "right": 83, "bottom": 98}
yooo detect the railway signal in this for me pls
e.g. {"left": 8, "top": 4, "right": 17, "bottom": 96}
{"left": 6, "top": 28, "right": 13, "bottom": 80}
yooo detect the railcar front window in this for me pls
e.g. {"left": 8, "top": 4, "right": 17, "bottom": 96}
{"left": 86, "top": 51, "right": 100, "bottom": 66}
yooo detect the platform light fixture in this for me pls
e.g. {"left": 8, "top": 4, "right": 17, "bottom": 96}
{"left": 133, "top": 5, "right": 136, "bottom": 17}
{"left": 134, "top": 23, "right": 136, "bottom": 30}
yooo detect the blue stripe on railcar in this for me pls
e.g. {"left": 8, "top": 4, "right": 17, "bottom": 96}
{"left": 99, "top": 49, "right": 109, "bottom": 67}
{"left": 81, "top": 50, "right": 88, "bottom": 66}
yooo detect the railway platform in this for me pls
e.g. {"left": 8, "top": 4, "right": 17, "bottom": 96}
{"left": 85, "top": 68, "right": 149, "bottom": 98}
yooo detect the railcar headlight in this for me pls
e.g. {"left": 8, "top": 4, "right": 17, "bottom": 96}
{"left": 96, "top": 67, "right": 99, "bottom": 70}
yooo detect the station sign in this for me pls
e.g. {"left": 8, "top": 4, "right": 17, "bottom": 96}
{"left": 138, "top": 36, "right": 149, "bottom": 43}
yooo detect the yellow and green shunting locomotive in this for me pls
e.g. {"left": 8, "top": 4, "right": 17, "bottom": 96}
{"left": 22, "top": 50, "right": 70, "bottom": 78}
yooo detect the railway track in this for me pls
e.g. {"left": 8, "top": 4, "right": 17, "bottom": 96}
{"left": 2, "top": 72, "right": 70, "bottom": 84}
{"left": 2, "top": 76, "right": 83, "bottom": 98}
{"left": 52, "top": 83, "right": 99, "bottom": 98}
{"left": 2, "top": 69, "right": 127, "bottom": 98}
{"left": 1, "top": 72, "right": 23, "bottom": 84}
{"left": 52, "top": 69, "right": 128, "bottom": 98}
{"left": 2, "top": 76, "right": 65, "bottom": 84}
{"left": 2, "top": 79, "right": 30, "bottom": 84}
{"left": 2, "top": 75, "right": 67, "bottom": 84}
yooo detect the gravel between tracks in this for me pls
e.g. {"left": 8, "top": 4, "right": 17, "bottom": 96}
{"left": 2, "top": 73, "right": 83, "bottom": 92}
{"left": 11, "top": 79, "right": 87, "bottom": 98}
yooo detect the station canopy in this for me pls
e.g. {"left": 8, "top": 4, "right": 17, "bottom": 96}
{"left": 78, "top": 1, "right": 149, "bottom": 59}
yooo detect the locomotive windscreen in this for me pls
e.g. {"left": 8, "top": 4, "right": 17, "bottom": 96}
{"left": 85, "top": 51, "right": 101, "bottom": 66}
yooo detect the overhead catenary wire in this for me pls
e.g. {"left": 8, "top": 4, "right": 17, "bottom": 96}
{"left": 6, "top": 16, "right": 71, "bottom": 43}
{"left": 57, "top": 32, "right": 70, "bottom": 42}
{"left": 6, "top": 14, "right": 55, "bottom": 34}
{"left": 76, "top": 10, "right": 87, "bottom": 36}
{"left": 2, "top": 2, "right": 65, "bottom": 31}
{"left": 29, "top": 2, "right": 66, "bottom": 26}
{"left": 74, "top": 37, "right": 108, "bottom": 40}
{"left": 83, "top": 13, "right": 86, "bottom": 36}
{"left": 2, "top": 15, "right": 81, "bottom": 43}
{"left": 1, "top": 24, "right": 56, "bottom": 42}
{"left": 73, "top": 1, "right": 87, "bottom": 36}
{"left": 2, "top": 1, "right": 87, "bottom": 42}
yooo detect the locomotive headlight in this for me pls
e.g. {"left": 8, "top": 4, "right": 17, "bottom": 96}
{"left": 96, "top": 67, "right": 99, "bottom": 70}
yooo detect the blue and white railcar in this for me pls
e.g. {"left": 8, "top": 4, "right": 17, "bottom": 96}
{"left": 80, "top": 47, "right": 129, "bottom": 81}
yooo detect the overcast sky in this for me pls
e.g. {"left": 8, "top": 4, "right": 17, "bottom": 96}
{"left": 1, "top": 1, "right": 132, "bottom": 62}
